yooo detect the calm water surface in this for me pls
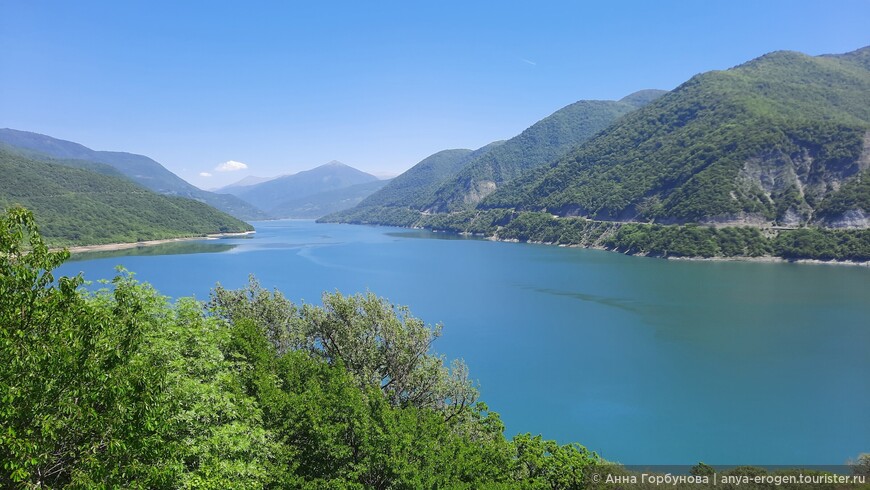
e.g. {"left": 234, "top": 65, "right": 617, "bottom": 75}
{"left": 58, "top": 220, "right": 870, "bottom": 465}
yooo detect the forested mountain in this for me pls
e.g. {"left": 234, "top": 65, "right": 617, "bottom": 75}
{"left": 223, "top": 161, "right": 381, "bottom": 217}
{"left": 0, "top": 129, "right": 268, "bottom": 220}
{"left": 483, "top": 47, "right": 870, "bottom": 227}
{"left": 0, "top": 148, "right": 252, "bottom": 246}
{"left": 422, "top": 89, "right": 667, "bottom": 212}
{"left": 323, "top": 47, "right": 870, "bottom": 261}
{"left": 323, "top": 90, "right": 666, "bottom": 224}
{"left": 322, "top": 144, "right": 503, "bottom": 224}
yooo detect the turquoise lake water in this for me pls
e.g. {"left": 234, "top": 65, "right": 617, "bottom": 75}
{"left": 57, "top": 220, "right": 870, "bottom": 465}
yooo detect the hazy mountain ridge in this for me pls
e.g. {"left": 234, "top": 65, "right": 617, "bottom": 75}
{"left": 268, "top": 179, "right": 391, "bottom": 219}
{"left": 0, "top": 129, "right": 268, "bottom": 220}
{"left": 0, "top": 147, "right": 252, "bottom": 246}
{"left": 216, "top": 175, "right": 276, "bottom": 192}
{"left": 224, "top": 161, "right": 381, "bottom": 218}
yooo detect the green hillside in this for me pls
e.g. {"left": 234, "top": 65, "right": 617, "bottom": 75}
{"left": 323, "top": 90, "right": 666, "bottom": 225}
{"left": 324, "top": 143, "right": 508, "bottom": 223}
{"left": 0, "top": 142, "right": 129, "bottom": 178}
{"left": 0, "top": 148, "right": 253, "bottom": 246}
{"left": 0, "top": 129, "right": 269, "bottom": 220}
{"left": 482, "top": 47, "right": 870, "bottom": 226}
{"left": 423, "top": 89, "right": 667, "bottom": 212}
{"left": 359, "top": 148, "right": 477, "bottom": 208}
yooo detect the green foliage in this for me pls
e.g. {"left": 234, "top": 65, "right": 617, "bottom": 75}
{"left": 0, "top": 207, "right": 175, "bottom": 487}
{"left": 149, "top": 297, "right": 276, "bottom": 488}
{"left": 511, "top": 433, "right": 598, "bottom": 489}
{"left": 211, "top": 279, "right": 479, "bottom": 414}
{"left": 773, "top": 228, "right": 870, "bottom": 261}
{"left": 0, "top": 149, "right": 253, "bottom": 247}
{"left": 851, "top": 453, "right": 870, "bottom": 477}
{"left": 814, "top": 171, "right": 870, "bottom": 222}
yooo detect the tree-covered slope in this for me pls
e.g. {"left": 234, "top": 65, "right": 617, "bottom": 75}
{"left": 359, "top": 148, "right": 475, "bottom": 208}
{"left": 0, "top": 141, "right": 129, "bottom": 179}
{"left": 332, "top": 142, "right": 505, "bottom": 216}
{"left": 226, "top": 160, "right": 379, "bottom": 214}
{"left": 0, "top": 129, "right": 269, "bottom": 220}
{"left": 422, "top": 89, "right": 667, "bottom": 212}
{"left": 483, "top": 47, "right": 870, "bottom": 227}
{"left": 0, "top": 148, "right": 252, "bottom": 246}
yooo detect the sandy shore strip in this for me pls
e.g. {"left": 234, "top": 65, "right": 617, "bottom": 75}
{"left": 59, "top": 230, "right": 256, "bottom": 254}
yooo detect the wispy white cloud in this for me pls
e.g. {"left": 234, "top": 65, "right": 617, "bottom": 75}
{"left": 199, "top": 172, "right": 213, "bottom": 177}
{"left": 215, "top": 160, "right": 248, "bottom": 172}
{"left": 521, "top": 58, "right": 537, "bottom": 66}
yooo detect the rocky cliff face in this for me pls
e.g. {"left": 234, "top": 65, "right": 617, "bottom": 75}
{"left": 824, "top": 208, "right": 869, "bottom": 228}
{"left": 731, "top": 131, "right": 870, "bottom": 227}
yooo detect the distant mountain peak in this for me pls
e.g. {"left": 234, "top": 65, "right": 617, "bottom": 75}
{"left": 222, "top": 160, "right": 379, "bottom": 215}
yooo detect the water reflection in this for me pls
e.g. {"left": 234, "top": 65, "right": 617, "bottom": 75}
{"left": 67, "top": 241, "right": 237, "bottom": 262}
{"left": 385, "top": 230, "right": 485, "bottom": 241}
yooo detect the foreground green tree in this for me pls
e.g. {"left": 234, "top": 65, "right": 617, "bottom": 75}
{"left": 0, "top": 209, "right": 273, "bottom": 488}
{"left": 0, "top": 207, "right": 175, "bottom": 487}
{"left": 211, "top": 281, "right": 479, "bottom": 416}
{"left": 211, "top": 281, "right": 518, "bottom": 488}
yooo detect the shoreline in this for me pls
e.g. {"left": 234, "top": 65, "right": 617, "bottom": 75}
{"left": 662, "top": 254, "right": 870, "bottom": 267}
{"left": 508, "top": 238, "right": 870, "bottom": 267}
{"left": 58, "top": 230, "right": 256, "bottom": 254}
{"left": 335, "top": 220, "right": 870, "bottom": 267}
{"left": 495, "top": 236, "right": 870, "bottom": 267}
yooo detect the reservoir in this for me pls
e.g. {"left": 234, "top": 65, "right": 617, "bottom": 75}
{"left": 58, "top": 220, "right": 870, "bottom": 465}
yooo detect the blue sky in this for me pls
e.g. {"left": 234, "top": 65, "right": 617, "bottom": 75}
{"left": 1, "top": 1, "right": 868, "bottom": 188}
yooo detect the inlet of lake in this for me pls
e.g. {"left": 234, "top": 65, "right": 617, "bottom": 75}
{"left": 58, "top": 220, "right": 870, "bottom": 465}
